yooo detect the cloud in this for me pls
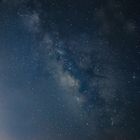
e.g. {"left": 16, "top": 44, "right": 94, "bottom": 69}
{"left": 45, "top": 59, "right": 80, "bottom": 95}
{"left": 20, "top": 12, "right": 40, "bottom": 33}
{"left": 40, "top": 33, "right": 80, "bottom": 94}
{"left": 57, "top": 67, "right": 79, "bottom": 92}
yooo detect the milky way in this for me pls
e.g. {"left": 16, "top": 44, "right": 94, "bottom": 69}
{"left": 0, "top": 0, "right": 140, "bottom": 140}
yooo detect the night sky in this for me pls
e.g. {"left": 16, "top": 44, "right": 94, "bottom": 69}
{"left": 0, "top": 0, "right": 140, "bottom": 140}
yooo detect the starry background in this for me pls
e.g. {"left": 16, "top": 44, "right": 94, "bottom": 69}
{"left": 0, "top": 0, "right": 140, "bottom": 140}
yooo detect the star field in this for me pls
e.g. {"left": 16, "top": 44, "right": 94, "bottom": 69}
{"left": 0, "top": 0, "right": 140, "bottom": 140}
